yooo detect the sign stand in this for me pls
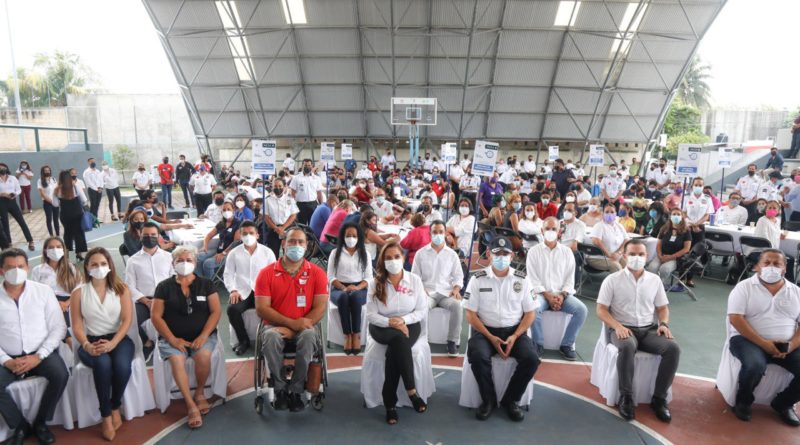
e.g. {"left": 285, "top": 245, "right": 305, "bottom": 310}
{"left": 465, "top": 140, "right": 499, "bottom": 274}
{"left": 408, "top": 120, "right": 419, "bottom": 168}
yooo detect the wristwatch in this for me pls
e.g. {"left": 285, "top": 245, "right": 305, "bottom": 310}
{"left": 659, "top": 321, "right": 669, "bottom": 328}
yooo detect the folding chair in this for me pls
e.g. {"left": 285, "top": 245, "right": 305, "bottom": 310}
{"left": 325, "top": 234, "right": 339, "bottom": 246}
{"left": 297, "top": 224, "right": 329, "bottom": 268}
{"left": 166, "top": 210, "right": 190, "bottom": 220}
{"left": 667, "top": 243, "right": 706, "bottom": 301}
{"left": 738, "top": 236, "right": 772, "bottom": 282}
{"left": 702, "top": 231, "right": 736, "bottom": 281}
{"left": 119, "top": 243, "right": 130, "bottom": 265}
{"left": 476, "top": 222, "right": 496, "bottom": 267}
{"left": 576, "top": 243, "right": 611, "bottom": 301}
{"left": 493, "top": 227, "right": 525, "bottom": 270}
{"left": 784, "top": 221, "right": 800, "bottom": 232}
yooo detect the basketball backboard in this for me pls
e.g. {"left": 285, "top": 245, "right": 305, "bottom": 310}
{"left": 391, "top": 97, "right": 437, "bottom": 126}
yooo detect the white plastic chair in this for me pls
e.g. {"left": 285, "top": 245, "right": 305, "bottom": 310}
{"left": 71, "top": 293, "right": 156, "bottom": 427}
{"left": 459, "top": 329, "right": 535, "bottom": 408}
{"left": 0, "top": 343, "right": 75, "bottom": 442}
{"left": 360, "top": 317, "right": 436, "bottom": 408}
{"left": 227, "top": 308, "right": 260, "bottom": 348}
{"left": 716, "top": 320, "right": 793, "bottom": 407}
{"left": 426, "top": 307, "right": 451, "bottom": 345}
{"left": 538, "top": 311, "right": 573, "bottom": 351}
{"left": 589, "top": 323, "right": 673, "bottom": 406}
{"left": 152, "top": 330, "right": 228, "bottom": 413}
{"left": 326, "top": 302, "right": 366, "bottom": 348}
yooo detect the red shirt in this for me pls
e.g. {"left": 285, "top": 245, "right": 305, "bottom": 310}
{"left": 254, "top": 259, "right": 328, "bottom": 322}
{"left": 399, "top": 225, "right": 430, "bottom": 265}
{"left": 536, "top": 202, "right": 558, "bottom": 219}
{"left": 368, "top": 161, "right": 379, "bottom": 172}
{"left": 431, "top": 181, "right": 444, "bottom": 197}
{"left": 158, "top": 163, "right": 174, "bottom": 185}
{"left": 352, "top": 187, "right": 371, "bottom": 204}
{"left": 320, "top": 208, "right": 348, "bottom": 244}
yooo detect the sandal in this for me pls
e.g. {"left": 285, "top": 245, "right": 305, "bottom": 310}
{"left": 195, "top": 397, "right": 211, "bottom": 415}
{"left": 409, "top": 393, "right": 427, "bottom": 413}
{"left": 187, "top": 408, "right": 203, "bottom": 429}
{"left": 385, "top": 407, "right": 398, "bottom": 425}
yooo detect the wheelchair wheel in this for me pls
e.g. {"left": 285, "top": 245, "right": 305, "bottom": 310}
{"left": 311, "top": 393, "right": 324, "bottom": 411}
{"left": 255, "top": 395, "right": 265, "bottom": 415}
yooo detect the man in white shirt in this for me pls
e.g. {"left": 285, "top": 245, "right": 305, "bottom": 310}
{"left": 371, "top": 188, "right": 394, "bottom": 222}
{"left": 524, "top": 156, "right": 536, "bottom": 174}
{"left": 596, "top": 239, "right": 680, "bottom": 423}
{"left": 189, "top": 166, "right": 217, "bottom": 215}
{"left": 496, "top": 158, "right": 508, "bottom": 175}
{"left": 282, "top": 153, "right": 296, "bottom": 173}
{"left": 0, "top": 249, "right": 68, "bottom": 445}
{"left": 421, "top": 153, "right": 434, "bottom": 172}
{"left": 411, "top": 221, "right": 464, "bottom": 356}
{"left": 356, "top": 164, "right": 373, "bottom": 180}
{"left": 683, "top": 177, "right": 713, "bottom": 281}
{"left": 264, "top": 178, "right": 299, "bottom": 258}
{"left": 653, "top": 158, "right": 674, "bottom": 190}
{"left": 83, "top": 157, "right": 104, "bottom": 217}
{"left": 726, "top": 249, "right": 800, "bottom": 426}
{"left": 600, "top": 164, "right": 625, "bottom": 209}
{"left": 499, "top": 165, "right": 517, "bottom": 187}
{"left": 101, "top": 161, "right": 124, "bottom": 221}
{"left": 735, "top": 163, "right": 762, "bottom": 221}
{"left": 574, "top": 182, "right": 592, "bottom": 206}
{"left": 289, "top": 159, "right": 323, "bottom": 225}
{"left": 465, "top": 236, "right": 539, "bottom": 421}
{"left": 757, "top": 171, "right": 784, "bottom": 202}
{"left": 125, "top": 223, "right": 175, "bottom": 357}
{"left": 224, "top": 221, "right": 276, "bottom": 355}
{"left": 419, "top": 195, "right": 442, "bottom": 225}
{"left": 716, "top": 192, "right": 748, "bottom": 226}
{"left": 526, "top": 217, "right": 587, "bottom": 360}
{"left": 460, "top": 154, "right": 472, "bottom": 171}
{"left": 199, "top": 191, "right": 225, "bottom": 224}
{"left": 380, "top": 150, "right": 396, "bottom": 169}
{"left": 132, "top": 163, "right": 151, "bottom": 200}
{"left": 459, "top": 167, "right": 480, "bottom": 200}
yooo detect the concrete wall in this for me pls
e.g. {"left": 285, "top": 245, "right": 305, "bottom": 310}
{"left": 701, "top": 108, "right": 789, "bottom": 143}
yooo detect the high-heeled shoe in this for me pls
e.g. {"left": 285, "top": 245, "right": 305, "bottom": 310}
{"left": 385, "top": 407, "right": 398, "bottom": 425}
{"left": 409, "top": 393, "right": 427, "bottom": 413}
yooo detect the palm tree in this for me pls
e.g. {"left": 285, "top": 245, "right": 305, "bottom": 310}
{"left": 0, "top": 68, "right": 48, "bottom": 107}
{"left": 33, "top": 50, "right": 95, "bottom": 106}
{"left": 676, "top": 56, "right": 712, "bottom": 110}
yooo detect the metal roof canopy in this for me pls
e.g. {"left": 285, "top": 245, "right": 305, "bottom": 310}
{"left": 141, "top": 0, "right": 727, "bottom": 161}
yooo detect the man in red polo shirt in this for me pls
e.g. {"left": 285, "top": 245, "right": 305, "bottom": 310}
{"left": 255, "top": 227, "right": 328, "bottom": 412}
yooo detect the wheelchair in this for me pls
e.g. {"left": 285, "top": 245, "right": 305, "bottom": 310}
{"left": 253, "top": 322, "right": 328, "bottom": 414}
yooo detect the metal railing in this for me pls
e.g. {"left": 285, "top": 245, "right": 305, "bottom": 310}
{"left": 0, "top": 123, "right": 90, "bottom": 152}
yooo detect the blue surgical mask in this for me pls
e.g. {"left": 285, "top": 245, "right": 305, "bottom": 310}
{"left": 431, "top": 234, "right": 445, "bottom": 246}
{"left": 512, "top": 202, "right": 522, "bottom": 211}
{"left": 492, "top": 255, "right": 511, "bottom": 271}
{"left": 693, "top": 186, "right": 703, "bottom": 195}
{"left": 649, "top": 209, "right": 658, "bottom": 219}
{"left": 285, "top": 246, "right": 305, "bottom": 262}
{"left": 670, "top": 215, "right": 682, "bottom": 225}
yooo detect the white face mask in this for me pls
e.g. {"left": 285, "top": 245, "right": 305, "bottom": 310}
{"left": 46, "top": 248, "right": 64, "bottom": 261}
{"left": 175, "top": 261, "right": 195, "bottom": 276}
{"left": 459, "top": 206, "right": 470, "bottom": 216}
{"left": 626, "top": 255, "right": 646, "bottom": 271}
{"left": 88, "top": 266, "right": 110, "bottom": 280}
{"left": 223, "top": 211, "right": 234, "bottom": 220}
{"left": 3, "top": 267, "right": 26, "bottom": 285}
{"left": 235, "top": 201, "right": 246, "bottom": 209}
{"left": 588, "top": 204, "right": 597, "bottom": 212}
{"left": 524, "top": 211, "right": 535, "bottom": 220}
{"left": 344, "top": 236, "right": 358, "bottom": 248}
{"left": 385, "top": 259, "right": 404, "bottom": 275}
{"left": 543, "top": 230, "right": 558, "bottom": 242}
{"left": 566, "top": 196, "right": 575, "bottom": 203}
{"left": 242, "top": 234, "right": 257, "bottom": 247}
{"left": 563, "top": 211, "right": 574, "bottom": 220}
{"left": 759, "top": 266, "right": 783, "bottom": 284}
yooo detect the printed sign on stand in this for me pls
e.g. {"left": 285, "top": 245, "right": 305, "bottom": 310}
{"left": 441, "top": 142, "right": 457, "bottom": 165}
{"left": 341, "top": 143, "right": 353, "bottom": 160}
{"left": 718, "top": 146, "right": 732, "bottom": 167}
{"left": 252, "top": 140, "right": 277, "bottom": 176}
{"left": 320, "top": 141, "right": 336, "bottom": 168}
{"left": 676, "top": 144, "right": 701, "bottom": 176}
{"left": 472, "top": 140, "right": 499, "bottom": 177}
{"left": 588, "top": 145, "right": 605, "bottom": 167}
{"left": 548, "top": 146, "right": 559, "bottom": 161}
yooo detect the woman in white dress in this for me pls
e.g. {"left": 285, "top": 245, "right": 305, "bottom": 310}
{"left": 446, "top": 197, "right": 476, "bottom": 257}
{"left": 518, "top": 203, "right": 543, "bottom": 249}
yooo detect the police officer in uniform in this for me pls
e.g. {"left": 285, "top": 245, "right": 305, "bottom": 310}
{"left": 464, "top": 236, "right": 540, "bottom": 422}
{"left": 735, "top": 163, "right": 763, "bottom": 221}
{"left": 683, "top": 177, "right": 714, "bottom": 287}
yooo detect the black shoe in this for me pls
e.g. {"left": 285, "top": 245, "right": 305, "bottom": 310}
{"left": 618, "top": 395, "right": 635, "bottom": 421}
{"left": 288, "top": 392, "right": 305, "bottom": 412}
{"left": 233, "top": 340, "right": 250, "bottom": 356}
{"left": 559, "top": 346, "right": 577, "bottom": 361}
{"left": 409, "top": 393, "right": 427, "bottom": 413}
{"left": 771, "top": 400, "right": 800, "bottom": 427}
{"left": 476, "top": 401, "right": 494, "bottom": 420}
{"left": 536, "top": 344, "right": 544, "bottom": 356}
{"left": 500, "top": 401, "right": 525, "bottom": 422}
{"left": 6, "top": 421, "right": 30, "bottom": 445}
{"left": 447, "top": 341, "right": 458, "bottom": 357}
{"left": 386, "top": 407, "right": 398, "bottom": 425}
{"left": 732, "top": 403, "right": 752, "bottom": 421}
{"left": 273, "top": 389, "right": 289, "bottom": 410}
{"left": 650, "top": 397, "right": 672, "bottom": 423}
{"left": 32, "top": 422, "right": 54, "bottom": 445}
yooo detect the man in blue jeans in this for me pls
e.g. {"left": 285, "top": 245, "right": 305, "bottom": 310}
{"left": 525, "top": 217, "right": 587, "bottom": 360}
{"left": 727, "top": 249, "right": 800, "bottom": 426}
{"left": 157, "top": 157, "right": 174, "bottom": 209}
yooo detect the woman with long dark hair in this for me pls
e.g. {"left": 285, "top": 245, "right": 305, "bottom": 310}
{"left": 30, "top": 236, "right": 83, "bottom": 333}
{"left": 54, "top": 169, "right": 88, "bottom": 261}
{"left": 647, "top": 208, "right": 692, "bottom": 287}
{"left": 366, "top": 240, "right": 428, "bottom": 424}
{"left": 0, "top": 162, "right": 34, "bottom": 250}
{"left": 327, "top": 222, "right": 372, "bottom": 355}
{"left": 38, "top": 165, "right": 60, "bottom": 236}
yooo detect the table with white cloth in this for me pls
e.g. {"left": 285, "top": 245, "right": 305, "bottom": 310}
{"left": 377, "top": 223, "right": 410, "bottom": 241}
{"left": 583, "top": 229, "right": 658, "bottom": 263}
{"left": 167, "top": 218, "right": 219, "bottom": 248}
{"left": 704, "top": 223, "right": 800, "bottom": 257}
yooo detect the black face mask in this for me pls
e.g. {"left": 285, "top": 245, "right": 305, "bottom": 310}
{"left": 138, "top": 168, "right": 145, "bottom": 172}
{"left": 141, "top": 236, "right": 158, "bottom": 249}
{"left": 273, "top": 188, "right": 283, "bottom": 197}
{"left": 44, "top": 171, "right": 51, "bottom": 177}
{"left": 132, "top": 221, "right": 144, "bottom": 230}
{"left": 337, "top": 194, "right": 348, "bottom": 201}
{"left": 0, "top": 169, "right": 7, "bottom": 176}
{"left": 163, "top": 158, "right": 168, "bottom": 163}
{"left": 90, "top": 162, "right": 96, "bottom": 169}
{"left": 71, "top": 175, "right": 77, "bottom": 180}
{"left": 214, "top": 198, "right": 224, "bottom": 206}
{"left": 748, "top": 171, "right": 755, "bottom": 176}
{"left": 303, "top": 167, "right": 311, "bottom": 174}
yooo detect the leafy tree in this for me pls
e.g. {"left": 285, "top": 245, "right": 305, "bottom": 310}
{"left": 33, "top": 50, "right": 96, "bottom": 106}
{"left": 663, "top": 100, "right": 703, "bottom": 136}
{"left": 0, "top": 68, "right": 48, "bottom": 107}
{"left": 783, "top": 106, "right": 800, "bottom": 128}
{"left": 664, "top": 131, "right": 709, "bottom": 159}
{"left": 676, "top": 56, "right": 712, "bottom": 110}
{"left": 112, "top": 144, "right": 134, "bottom": 183}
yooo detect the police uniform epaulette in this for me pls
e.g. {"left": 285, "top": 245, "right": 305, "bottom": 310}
{"left": 473, "top": 270, "right": 488, "bottom": 278}
{"left": 513, "top": 269, "right": 526, "bottom": 279}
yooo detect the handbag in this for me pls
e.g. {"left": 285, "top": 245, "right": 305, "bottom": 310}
{"left": 81, "top": 210, "right": 94, "bottom": 232}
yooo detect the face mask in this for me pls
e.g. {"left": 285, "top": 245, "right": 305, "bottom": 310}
{"left": 757, "top": 204, "right": 766, "bottom": 212}
{"left": 71, "top": 175, "right": 78, "bottom": 180}
{"left": 759, "top": 266, "right": 783, "bottom": 284}
{"left": 163, "top": 158, "right": 168, "bottom": 164}
{"left": 46, "top": 248, "right": 64, "bottom": 261}
{"left": 3, "top": 267, "right": 26, "bottom": 285}
{"left": 566, "top": 196, "right": 575, "bottom": 203}
{"left": 214, "top": 198, "right": 224, "bottom": 206}
{"left": 563, "top": 211, "right": 574, "bottom": 220}
{"left": 729, "top": 199, "right": 740, "bottom": 207}
{"left": 766, "top": 209, "right": 779, "bottom": 218}
{"left": 90, "top": 162, "right": 96, "bottom": 169}
{"left": 648, "top": 187, "right": 656, "bottom": 192}
{"left": 603, "top": 213, "right": 616, "bottom": 224}
{"left": 285, "top": 245, "right": 305, "bottom": 262}
{"left": 303, "top": 167, "right": 312, "bottom": 174}
{"left": 541, "top": 199, "right": 550, "bottom": 206}
{"left": 138, "top": 168, "right": 145, "bottom": 172}
{"left": 512, "top": 202, "right": 522, "bottom": 211}
{"left": 543, "top": 230, "right": 558, "bottom": 242}
{"left": 492, "top": 255, "right": 511, "bottom": 271}
{"left": 626, "top": 255, "right": 646, "bottom": 271}
{"left": 344, "top": 236, "right": 358, "bottom": 248}
{"left": 223, "top": 211, "right": 234, "bottom": 220}
{"left": 670, "top": 215, "right": 682, "bottom": 225}
{"left": 524, "top": 211, "right": 535, "bottom": 219}
{"left": 377, "top": 196, "right": 385, "bottom": 204}
{"left": 649, "top": 210, "right": 658, "bottom": 219}
{"left": 142, "top": 236, "right": 159, "bottom": 249}
{"left": 748, "top": 171, "right": 755, "bottom": 177}
{"left": 693, "top": 186, "right": 703, "bottom": 195}
{"left": 384, "top": 258, "right": 404, "bottom": 274}
{"left": 499, "top": 200, "right": 507, "bottom": 208}
{"left": 618, "top": 210, "right": 627, "bottom": 217}
{"left": 175, "top": 262, "right": 195, "bottom": 276}
{"left": 588, "top": 205, "right": 597, "bottom": 212}
{"left": 459, "top": 206, "right": 469, "bottom": 216}
{"left": 235, "top": 201, "right": 246, "bottom": 209}
{"left": 242, "top": 234, "right": 257, "bottom": 247}
{"left": 273, "top": 188, "right": 283, "bottom": 197}
{"left": 88, "top": 266, "right": 110, "bottom": 280}
{"left": 431, "top": 234, "right": 445, "bottom": 246}
{"left": 675, "top": 187, "right": 683, "bottom": 194}
{"left": 608, "top": 170, "right": 617, "bottom": 177}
